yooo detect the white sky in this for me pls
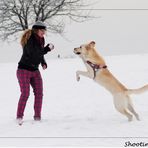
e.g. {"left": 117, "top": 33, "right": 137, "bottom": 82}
{"left": 92, "top": 0, "right": 148, "bottom": 9}
{"left": 1, "top": 0, "right": 148, "bottom": 62}
{"left": 43, "top": 0, "right": 148, "bottom": 58}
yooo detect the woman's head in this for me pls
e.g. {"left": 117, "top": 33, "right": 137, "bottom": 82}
{"left": 32, "top": 21, "right": 47, "bottom": 30}
{"left": 32, "top": 21, "right": 47, "bottom": 38}
{"left": 33, "top": 29, "right": 46, "bottom": 38}
{"left": 21, "top": 21, "right": 47, "bottom": 47}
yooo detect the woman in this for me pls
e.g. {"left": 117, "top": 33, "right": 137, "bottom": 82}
{"left": 16, "top": 21, "right": 54, "bottom": 125}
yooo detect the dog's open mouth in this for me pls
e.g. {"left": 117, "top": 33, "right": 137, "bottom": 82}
{"left": 74, "top": 52, "right": 81, "bottom": 55}
{"left": 74, "top": 48, "right": 81, "bottom": 55}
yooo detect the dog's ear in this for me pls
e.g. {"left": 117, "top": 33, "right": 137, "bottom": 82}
{"left": 89, "top": 41, "right": 95, "bottom": 48}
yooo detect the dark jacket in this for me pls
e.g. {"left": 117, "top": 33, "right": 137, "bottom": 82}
{"left": 18, "top": 33, "right": 50, "bottom": 71}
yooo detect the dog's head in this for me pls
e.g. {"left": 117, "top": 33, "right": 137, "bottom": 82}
{"left": 74, "top": 41, "right": 96, "bottom": 56}
{"left": 74, "top": 41, "right": 106, "bottom": 65}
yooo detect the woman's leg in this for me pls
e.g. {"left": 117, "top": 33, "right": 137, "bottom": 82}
{"left": 30, "top": 71, "right": 43, "bottom": 120}
{"left": 16, "top": 69, "right": 31, "bottom": 119}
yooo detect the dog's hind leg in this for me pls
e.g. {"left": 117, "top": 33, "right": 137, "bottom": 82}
{"left": 128, "top": 104, "right": 140, "bottom": 121}
{"left": 123, "top": 109, "right": 133, "bottom": 121}
{"left": 114, "top": 106, "right": 133, "bottom": 121}
{"left": 126, "top": 95, "right": 140, "bottom": 121}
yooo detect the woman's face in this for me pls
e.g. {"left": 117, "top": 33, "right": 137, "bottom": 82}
{"left": 37, "top": 29, "right": 46, "bottom": 38}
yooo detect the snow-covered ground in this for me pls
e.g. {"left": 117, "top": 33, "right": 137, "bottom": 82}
{"left": 0, "top": 53, "right": 148, "bottom": 147}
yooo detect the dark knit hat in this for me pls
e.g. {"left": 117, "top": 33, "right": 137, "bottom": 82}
{"left": 32, "top": 21, "right": 47, "bottom": 30}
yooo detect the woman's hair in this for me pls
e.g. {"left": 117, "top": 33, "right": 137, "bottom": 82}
{"left": 20, "top": 29, "right": 39, "bottom": 47}
{"left": 20, "top": 29, "right": 32, "bottom": 47}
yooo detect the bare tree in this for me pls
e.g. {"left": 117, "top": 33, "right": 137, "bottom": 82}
{"left": 0, "top": 0, "right": 93, "bottom": 40}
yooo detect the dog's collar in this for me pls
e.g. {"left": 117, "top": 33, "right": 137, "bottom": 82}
{"left": 86, "top": 61, "right": 107, "bottom": 79}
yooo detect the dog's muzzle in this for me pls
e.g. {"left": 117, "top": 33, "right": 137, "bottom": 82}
{"left": 74, "top": 48, "right": 81, "bottom": 55}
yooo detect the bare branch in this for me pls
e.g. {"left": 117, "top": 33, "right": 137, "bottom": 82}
{"left": 0, "top": 0, "right": 94, "bottom": 40}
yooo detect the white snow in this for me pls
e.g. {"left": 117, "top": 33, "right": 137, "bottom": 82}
{"left": 0, "top": 53, "right": 148, "bottom": 147}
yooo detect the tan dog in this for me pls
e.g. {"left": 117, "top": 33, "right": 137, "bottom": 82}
{"left": 74, "top": 41, "right": 148, "bottom": 121}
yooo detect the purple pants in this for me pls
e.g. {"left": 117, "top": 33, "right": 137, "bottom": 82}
{"left": 16, "top": 69, "right": 43, "bottom": 119}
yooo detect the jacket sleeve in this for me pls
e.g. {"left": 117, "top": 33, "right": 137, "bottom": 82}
{"left": 41, "top": 37, "right": 49, "bottom": 55}
{"left": 43, "top": 45, "right": 51, "bottom": 55}
{"left": 41, "top": 56, "right": 47, "bottom": 67}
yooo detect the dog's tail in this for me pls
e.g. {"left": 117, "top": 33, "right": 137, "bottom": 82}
{"left": 126, "top": 84, "right": 148, "bottom": 95}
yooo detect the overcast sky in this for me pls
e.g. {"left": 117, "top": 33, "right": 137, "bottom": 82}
{"left": 93, "top": 0, "right": 148, "bottom": 9}
{"left": 1, "top": 0, "right": 148, "bottom": 62}
{"left": 47, "top": 0, "right": 148, "bottom": 57}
